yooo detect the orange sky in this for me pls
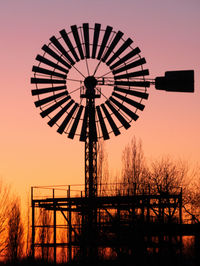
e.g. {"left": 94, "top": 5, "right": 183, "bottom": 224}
{"left": 0, "top": 0, "right": 200, "bottom": 205}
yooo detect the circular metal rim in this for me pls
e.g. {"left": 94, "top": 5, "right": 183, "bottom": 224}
{"left": 31, "top": 23, "right": 150, "bottom": 141}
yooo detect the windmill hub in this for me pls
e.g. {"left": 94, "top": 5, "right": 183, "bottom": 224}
{"left": 84, "top": 76, "right": 97, "bottom": 90}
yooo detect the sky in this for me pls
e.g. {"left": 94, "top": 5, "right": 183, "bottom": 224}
{"left": 0, "top": 0, "right": 200, "bottom": 202}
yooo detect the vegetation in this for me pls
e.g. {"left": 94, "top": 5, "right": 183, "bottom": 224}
{"left": 0, "top": 137, "right": 200, "bottom": 265}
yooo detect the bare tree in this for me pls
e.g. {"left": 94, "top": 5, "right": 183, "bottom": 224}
{"left": 24, "top": 193, "right": 31, "bottom": 257}
{"left": 37, "top": 208, "right": 52, "bottom": 262}
{"left": 120, "top": 137, "right": 148, "bottom": 194}
{"left": 97, "top": 140, "right": 109, "bottom": 196}
{"left": 59, "top": 232, "right": 67, "bottom": 263}
{"left": 6, "top": 199, "right": 24, "bottom": 262}
{"left": 0, "top": 180, "right": 10, "bottom": 255}
{"left": 184, "top": 168, "right": 200, "bottom": 222}
{"left": 149, "top": 157, "right": 189, "bottom": 195}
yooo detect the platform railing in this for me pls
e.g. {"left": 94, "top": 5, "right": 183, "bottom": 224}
{"left": 31, "top": 182, "right": 182, "bottom": 201}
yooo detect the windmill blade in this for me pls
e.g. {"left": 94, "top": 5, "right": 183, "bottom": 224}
{"left": 57, "top": 103, "right": 78, "bottom": 134}
{"left": 50, "top": 36, "right": 75, "bottom": 65}
{"left": 31, "top": 85, "right": 66, "bottom": 96}
{"left": 36, "top": 55, "right": 69, "bottom": 74}
{"left": 114, "top": 86, "right": 149, "bottom": 99}
{"left": 114, "top": 69, "right": 149, "bottom": 80}
{"left": 101, "top": 104, "right": 120, "bottom": 136}
{"left": 83, "top": 23, "right": 90, "bottom": 58}
{"left": 32, "top": 66, "right": 67, "bottom": 79}
{"left": 102, "top": 31, "right": 124, "bottom": 62}
{"left": 106, "top": 38, "right": 133, "bottom": 66}
{"left": 31, "top": 77, "right": 66, "bottom": 84}
{"left": 97, "top": 26, "right": 113, "bottom": 60}
{"left": 80, "top": 106, "right": 89, "bottom": 141}
{"left": 34, "top": 91, "right": 68, "bottom": 107}
{"left": 109, "top": 96, "right": 139, "bottom": 121}
{"left": 115, "top": 80, "right": 150, "bottom": 88}
{"left": 105, "top": 100, "right": 130, "bottom": 129}
{"left": 71, "top": 25, "right": 84, "bottom": 60}
{"left": 47, "top": 99, "right": 74, "bottom": 126}
{"left": 96, "top": 106, "right": 109, "bottom": 140}
{"left": 112, "top": 92, "right": 145, "bottom": 110}
{"left": 60, "top": 29, "right": 80, "bottom": 62}
{"left": 68, "top": 105, "right": 84, "bottom": 139}
{"left": 113, "top": 58, "right": 146, "bottom": 75}
{"left": 42, "top": 45, "right": 71, "bottom": 69}
{"left": 110, "top": 47, "right": 141, "bottom": 70}
{"left": 92, "top": 23, "right": 101, "bottom": 59}
{"left": 40, "top": 96, "right": 71, "bottom": 118}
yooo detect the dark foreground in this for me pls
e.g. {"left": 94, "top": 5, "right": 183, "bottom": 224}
{"left": 1, "top": 255, "right": 200, "bottom": 266}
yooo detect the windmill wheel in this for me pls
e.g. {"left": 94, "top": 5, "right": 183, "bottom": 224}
{"left": 31, "top": 23, "right": 150, "bottom": 141}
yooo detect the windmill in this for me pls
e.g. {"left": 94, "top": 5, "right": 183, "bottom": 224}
{"left": 30, "top": 23, "right": 194, "bottom": 262}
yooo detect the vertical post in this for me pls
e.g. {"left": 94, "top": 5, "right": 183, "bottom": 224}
{"left": 67, "top": 186, "right": 72, "bottom": 262}
{"left": 53, "top": 189, "right": 56, "bottom": 264}
{"left": 85, "top": 97, "right": 97, "bottom": 198}
{"left": 179, "top": 188, "right": 182, "bottom": 224}
{"left": 31, "top": 187, "right": 35, "bottom": 259}
{"left": 83, "top": 87, "right": 98, "bottom": 263}
{"left": 158, "top": 196, "right": 163, "bottom": 256}
{"left": 179, "top": 188, "right": 183, "bottom": 262}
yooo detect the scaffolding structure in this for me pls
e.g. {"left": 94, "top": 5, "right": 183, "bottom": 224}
{"left": 31, "top": 183, "right": 200, "bottom": 264}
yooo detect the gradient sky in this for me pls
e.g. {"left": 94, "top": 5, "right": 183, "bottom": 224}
{"left": 0, "top": 0, "right": 199, "bottom": 202}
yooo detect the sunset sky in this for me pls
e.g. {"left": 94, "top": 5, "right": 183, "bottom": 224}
{"left": 0, "top": 0, "right": 199, "bottom": 202}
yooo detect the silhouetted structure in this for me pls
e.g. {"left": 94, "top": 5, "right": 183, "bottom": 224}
{"left": 30, "top": 23, "right": 196, "bottom": 264}
{"left": 31, "top": 184, "right": 200, "bottom": 265}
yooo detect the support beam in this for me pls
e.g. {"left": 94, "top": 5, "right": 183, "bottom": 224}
{"left": 53, "top": 190, "right": 57, "bottom": 264}
{"left": 67, "top": 186, "right": 72, "bottom": 262}
{"left": 31, "top": 187, "right": 35, "bottom": 259}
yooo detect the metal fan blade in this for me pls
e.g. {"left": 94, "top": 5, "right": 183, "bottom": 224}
{"left": 34, "top": 91, "right": 68, "bottom": 107}
{"left": 80, "top": 106, "right": 89, "bottom": 141}
{"left": 31, "top": 85, "right": 66, "bottom": 96}
{"left": 36, "top": 55, "right": 69, "bottom": 74}
{"left": 112, "top": 92, "right": 145, "bottom": 111}
{"left": 68, "top": 105, "right": 84, "bottom": 139}
{"left": 105, "top": 100, "right": 130, "bottom": 129}
{"left": 96, "top": 106, "right": 109, "bottom": 140}
{"left": 47, "top": 99, "right": 74, "bottom": 126}
{"left": 71, "top": 25, "right": 84, "bottom": 60}
{"left": 83, "top": 23, "right": 90, "bottom": 58}
{"left": 50, "top": 36, "right": 75, "bottom": 65}
{"left": 110, "top": 47, "right": 141, "bottom": 70}
{"left": 57, "top": 103, "right": 78, "bottom": 134}
{"left": 115, "top": 80, "right": 150, "bottom": 88}
{"left": 113, "top": 58, "right": 146, "bottom": 75}
{"left": 114, "top": 69, "right": 149, "bottom": 80}
{"left": 60, "top": 29, "right": 80, "bottom": 62}
{"left": 114, "top": 86, "right": 149, "bottom": 99}
{"left": 32, "top": 66, "right": 67, "bottom": 79}
{"left": 31, "top": 78, "right": 66, "bottom": 84}
{"left": 97, "top": 26, "right": 113, "bottom": 60}
{"left": 101, "top": 104, "right": 120, "bottom": 136}
{"left": 109, "top": 96, "right": 139, "bottom": 121}
{"left": 92, "top": 23, "right": 101, "bottom": 59}
{"left": 106, "top": 38, "right": 133, "bottom": 66}
{"left": 40, "top": 96, "right": 71, "bottom": 118}
{"left": 102, "top": 31, "right": 124, "bottom": 62}
{"left": 42, "top": 45, "right": 71, "bottom": 69}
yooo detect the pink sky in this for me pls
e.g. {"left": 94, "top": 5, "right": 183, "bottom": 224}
{"left": 0, "top": 0, "right": 199, "bottom": 202}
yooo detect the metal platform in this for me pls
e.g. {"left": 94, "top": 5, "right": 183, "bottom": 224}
{"left": 31, "top": 184, "right": 200, "bottom": 264}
